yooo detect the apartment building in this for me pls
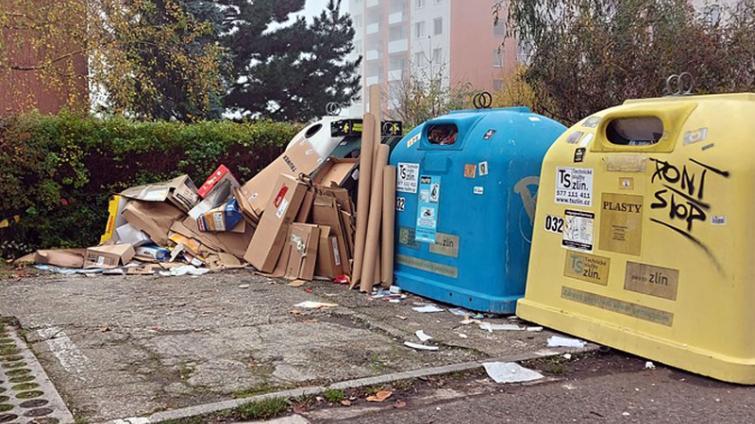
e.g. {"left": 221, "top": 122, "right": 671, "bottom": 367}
{"left": 347, "top": 0, "right": 518, "bottom": 114}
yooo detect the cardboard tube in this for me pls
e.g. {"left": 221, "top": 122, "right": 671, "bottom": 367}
{"left": 381, "top": 165, "right": 396, "bottom": 287}
{"left": 360, "top": 144, "right": 389, "bottom": 292}
{"left": 350, "top": 113, "right": 376, "bottom": 287}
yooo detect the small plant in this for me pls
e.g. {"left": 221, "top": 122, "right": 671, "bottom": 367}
{"left": 323, "top": 388, "right": 345, "bottom": 403}
{"left": 236, "top": 397, "right": 289, "bottom": 421}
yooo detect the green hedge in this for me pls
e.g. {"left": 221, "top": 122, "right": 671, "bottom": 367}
{"left": 0, "top": 112, "right": 300, "bottom": 257}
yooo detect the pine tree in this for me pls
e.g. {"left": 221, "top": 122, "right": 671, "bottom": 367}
{"left": 221, "top": 0, "right": 361, "bottom": 121}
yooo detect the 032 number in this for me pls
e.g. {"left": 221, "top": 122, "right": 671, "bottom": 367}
{"left": 545, "top": 215, "right": 564, "bottom": 233}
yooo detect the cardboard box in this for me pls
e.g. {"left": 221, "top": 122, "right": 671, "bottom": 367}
{"left": 115, "top": 223, "right": 151, "bottom": 247}
{"left": 188, "top": 179, "right": 234, "bottom": 220}
{"left": 120, "top": 175, "right": 199, "bottom": 212}
{"left": 122, "top": 200, "right": 185, "bottom": 246}
{"left": 197, "top": 165, "right": 239, "bottom": 198}
{"left": 314, "top": 157, "right": 359, "bottom": 188}
{"left": 311, "top": 194, "right": 351, "bottom": 275}
{"left": 84, "top": 244, "right": 135, "bottom": 268}
{"left": 197, "top": 198, "right": 244, "bottom": 233}
{"left": 295, "top": 188, "right": 316, "bottom": 223}
{"left": 33, "top": 249, "right": 87, "bottom": 268}
{"left": 315, "top": 226, "right": 343, "bottom": 278}
{"left": 244, "top": 174, "right": 309, "bottom": 272}
{"left": 284, "top": 224, "right": 320, "bottom": 281}
{"left": 171, "top": 217, "right": 254, "bottom": 259}
{"left": 239, "top": 138, "right": 324, "bottom": 217}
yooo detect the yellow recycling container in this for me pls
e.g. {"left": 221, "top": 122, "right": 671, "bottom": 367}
{"left": 517, "top": 93, "right": 755, "bottom": 384}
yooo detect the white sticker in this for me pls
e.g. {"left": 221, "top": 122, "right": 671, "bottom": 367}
{"left": 562, "top": 210, "right": 594, "bottom": 251}
{"left": 473, "top": 186, "right": 484, "bottom": 195}
{"left": 555, "top": 167, "right": 593, "bottom": 207}
{"left": 711, "top": 215, "right": 726, "bottom": 225}
{"left": 478, "top": 161, "right": 489, "bottom": 176}
{"left": 544, "top": 215, "right": 564, "bottom": 233}
{"left": 212, "top": 212, "right": 225, "bottom": 231}
{"left": 528, "top": 116, "right": 541, "bottom": 122}
{"left": 275, "top": 198, "right": 289, "bottom": 218}
{"left": 396, "top": 197, "right": 406, "bottom": 212}
{"left": 96, "top": 256, "right": 105, "bottom": 266}
{"left": 397, "top": 162, "right": 420, "bottom": 193}
{"left": 579, "top": 133, "right": 594, "bottom": 148}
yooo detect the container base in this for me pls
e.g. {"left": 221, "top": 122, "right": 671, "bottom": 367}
{"left": 516, "top": 298, "right": 755, "bottom": 385}
{"left": 395, "top": 271, "right": 521, "bottom": 314}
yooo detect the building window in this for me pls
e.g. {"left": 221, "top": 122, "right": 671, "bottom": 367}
{"left": 416, "top": 0, "right": 425, "bottom": 8}
{"left": 492, "top": 48, "right": 503, "bottom": 68}
{"left": 415, "top": 21, "right": 426, "bottom": 38}
{"left": 414, "top": 52, "right": 424, "bottom": 66}
{"left": 433, "top": 17, "right": 443, "bottom": 35}
{"left": 494, "top": 20, "right": 506, "bottom": 36}
{"left": 432, "top": 48, "right": 442, "bottom": 64}
{"left": 493, "top": 79, "right": 504, "bottom": 91}
{"left": 353, "top": 14, "right": 363, "bottom": 28}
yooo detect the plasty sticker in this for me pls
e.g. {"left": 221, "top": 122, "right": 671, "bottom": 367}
{"left": 555, "top": 167, "right": 593, "bottom": 207}
{"left": 397, "top": 163, "right": 420, "bottom": 193}
{"left": 599, "top": 193, "right": 643, "bottom": 256}
{"left": 563, "top": 210, "right": 594, "bottom": 251}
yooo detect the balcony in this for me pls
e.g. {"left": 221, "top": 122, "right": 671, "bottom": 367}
{"left": 388, "top": 39, "right": 408, "bottom": 54}
{"left": 388, "top": 11, "right": 404, "bottom": 24}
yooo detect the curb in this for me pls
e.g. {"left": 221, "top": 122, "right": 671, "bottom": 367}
{"left": 110, "top": 346, "right": 595, "bottom": 424}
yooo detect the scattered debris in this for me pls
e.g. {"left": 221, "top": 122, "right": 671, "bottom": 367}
{"left": 563, "top": 353, "right": 572, "bottom": 360}
{"left": 547, "top": 335, "right": 586, "bottom": 348}
{"left": 412, "top": 305, "right": 444, "bottom": 313}
{"left": 448, "top": 308, "right": 469, "bottom": 317}
{"left": 366, "top": 390, "right": 393, "bottom": 402}
{"left": 389, "top": 285, "right": 402, "bottom": 294}
{"left": 396, "top": 315, "right": 408, "bottom": 320}
{"left": 645, "top": 361, "right": 656, "bottom": 369}
{"left": 340, "top": 400, "right": 352, "bottom": 407}
{"left": 479, "top": 322, "right": 524, "bottom": 332}
{"left": 457, "top": 333, "right": 468, "bottom": 339}
{"left": 482, "top": 362, "right": 544, "bottom": 384}
{"left": 394, "top": 400, "right": 407, "bottom": 408}
{"left": 288, "top": 279, "right": 307, "bottom": 287}
{"left": 238, "top": 284, "right": 250, "bottom": 289}
{"left": 158, "top": 265, "right": 210, "bottom": 277}
{"left": 293, "top": 301, "right": 337, "bottom": 309}
{"left": 526, "top": 326, "right": 544, "bottom": 332}
{"left": 415, "top": 330, "right": 433, "bottom": 342}
{"left": 404, "top": 341, "right": 439, "bottom": 351}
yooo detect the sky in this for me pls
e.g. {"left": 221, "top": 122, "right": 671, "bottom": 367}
{"left": 302, "top": 0, "right": 349, "bottom": 22}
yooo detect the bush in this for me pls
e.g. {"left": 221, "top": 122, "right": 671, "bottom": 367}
{"left": 0, "top": 112, "right": 299, "bottom": 257}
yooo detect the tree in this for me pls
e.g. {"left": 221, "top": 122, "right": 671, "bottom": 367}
{"left": 221, "top": 0, "right": 361, "bottom": 121}
{"left": 386, "top": 64, "right": 474, "bottom": 128}
{"left": 0, "top": 0, "right": 225, "bottom": 120}
{"left": 496, "top": 0, "right": 755, "bottom": 124}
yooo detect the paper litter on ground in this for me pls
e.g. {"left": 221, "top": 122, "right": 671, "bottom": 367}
{"left": 415, "top": 330, "right": 433, "bottom": 342}
{"left": 294, "top": 301, "right": 337, "bottom": 309}
{"left": 547, "top": 335, "right": 586, "bottom": 348}
{"left": 482, "top": 362, "right": 544, "bottom": 384}
{"left": 404, "top": 341, "right": 439, "bottom": 351}
{"left": 412, "top": 305, "right": 444, "bottom": 313}
{"left": 158, "top": 265, "right": 210, "bottom": 277}
{"left": 448, "top": 307, "right": 469, "bottom": 317}
{"left": 479, "top": 322, "right": 525, "bottom": 332}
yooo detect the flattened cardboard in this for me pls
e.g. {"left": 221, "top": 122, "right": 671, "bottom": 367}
{"left": 284, "top": 224, "right": 320, "bottom": 281}
{"left": 244, "top": 174, "right": 308, "bottom": 272}
{"left": 120, "top": 175, "right": 199, "bottom": 212}
{"left": 311, "top": 194, "right": 351, "bottom": 275}
{"left": 33, "top": 249, "right": 86, "bottom": 268}
{"left": 198, "top": 165, "right": 239, "bottom": 198}
{"left": 315, "top": 226, "right": 341, "bottom": 278}
{"left": 115, "top": 223, "right": 151, "bottom": 247}
{"left": 239, "top": 138, "right": 324, "bottom": 216}
{"left": 172, "top": 217, "right": 254, "bottom": 259}
{"left": 84, "top": 244, "right": 135, "bottom": 268}
{"left": 122, "top": 200, "right": 185, "bottom": 246}
{"left": 295, "top": 188, "right": 316, "bottom": 223}
{"left": 314, "top": 157, "right": 359, "bottom": 187}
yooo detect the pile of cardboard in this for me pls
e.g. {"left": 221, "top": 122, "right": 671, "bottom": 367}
{"left": 23, "top": 137, "right": 360, "bottom": 280}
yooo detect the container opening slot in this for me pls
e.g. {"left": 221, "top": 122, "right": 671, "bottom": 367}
{"left": 606, "top": 117, "right": 663, "bottom": 146}
{"left": 305, "top": 123, "right": 323, "bottom": 139}
{"left": 427, "top": 124, "right": 459, "bottom": 145}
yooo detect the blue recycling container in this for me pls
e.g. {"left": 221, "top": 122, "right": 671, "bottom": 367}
{"left": 389, "top": 107, "right": 566, "bottom": 313}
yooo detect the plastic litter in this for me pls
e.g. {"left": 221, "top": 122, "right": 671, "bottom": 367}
{"left": 645, "top": 361, "right": 656, "bottom": 369}
{"left": 158, "top": 265, "right": 210, "bottom": 277}
{"left": 547, "top": 336, "right": 586, "bottom": 348}
{"left": 404, "top": 341, "right": 439, "bottom": 351}
{"left": 293, "top": 301, "right": 337, "bottom": 309}
{"left": 412, "top": 305, "right": 444, "bottom": 313}
{"left": 415, "top": 330, "right": 433, "bottom": 342}
{"left": 479, "top": 322, "right": 525, "bottom": 332}
{"left": 482, "top": 362, "right": 544, "bottom": 384}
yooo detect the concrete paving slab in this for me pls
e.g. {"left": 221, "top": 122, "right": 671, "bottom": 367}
{"left": 0, "top": 271, "right": 585, "bottom": 422}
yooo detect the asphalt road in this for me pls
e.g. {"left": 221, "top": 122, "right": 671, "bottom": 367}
{"left": 310, "top": 353, "right": 755, "bottom": 424}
